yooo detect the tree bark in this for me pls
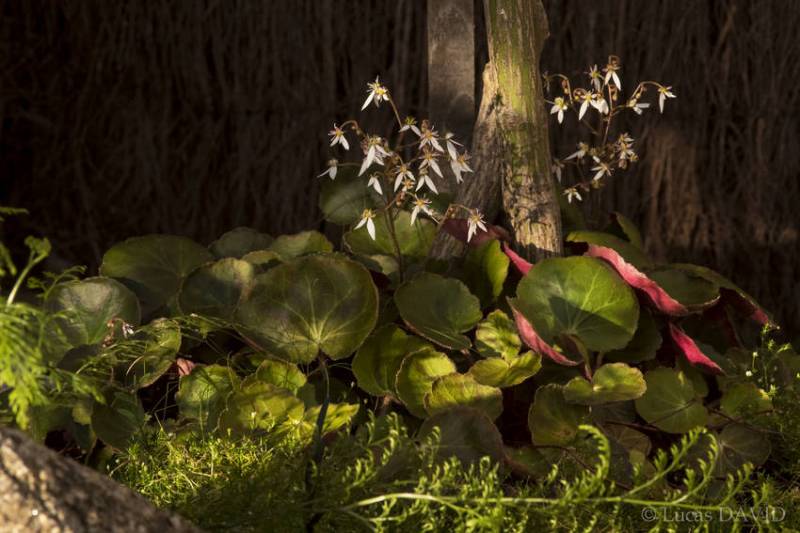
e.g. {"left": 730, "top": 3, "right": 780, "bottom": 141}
{"left": 0, "top": 426, "right": 198, "bottom": 533}
{"left": 430, "top": 0, "right": 562, "bottom": 261}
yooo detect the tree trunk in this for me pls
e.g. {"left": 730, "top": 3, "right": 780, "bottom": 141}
{"left": 431, "top": 0, "right": 562, "bottom": 261}
{"left": 0, "top": 427, "right": 198, "bottom": 533}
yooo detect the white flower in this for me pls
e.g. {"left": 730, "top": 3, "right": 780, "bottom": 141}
{"left": 564, "top": 187, "right": 582, "bottom": 203}
{"left": 588, "top": 64, "right": 603, "bottom": 92}
{"left": 628, "top": 100, "right": 650, "bottom": 115}
{"left": 552, "top": 160, "right": 564, "bottom": 183}
{"left": 420, "top": 151, "right": 443, "bottom": 178}
{"left": 603, "top": 64, "right": 621, "bottom": 90}
{"left": 658, "top": 86, "right": 676, "bottom": 113}
{"left": 444, "top": 132, "right": 462, "bottom": 161}
{"left": 577, "top": 92, "right": 593, "bottom": 120}
{"left": 550, "top": 97, "right": 568, "bottom": 124}
{"left": 467, "top": 211, "right": 487, "bottom": 242}
{"left": 419, "top": 125, "right": 444, "bottom": 153}
{"left": 355, "top": 209, "right": 377, "bottom": 240}
{"left": 450, "top": 152, "right": 473, "bottom": 184}
{"left": 318, "top": 158, "right": 338, "bottom": 180}
{"left": 121, "top": 323, "right": 135, "bottom": 338}
{"left": 410, "top": 197, "right": 433, "bottom": 225}
{"left": 394, "top": 163, "right": 414, "bottom": 191}
{"left": 565, "top": 142, "right": 589, "bottom": 161}
{"left": 361, "top": 77, "right": 390, "bottom": 110}
{"left": 367, "top": 174, "right": 383, "bottom": 195}
{"left": 590, "top": 94, "right": 609, "bottom": 115}
{"left": 359, "top": 137, "right": 390, "bottom": 176}
{"left": 400, "top": 116, "right": 422, "bottom": 137}
{"left": 415, "top": 171, "right": 439, "bottom": 194}
{"left": 591, "top": 158, "right": 612, "bottom": 181}
{"left": 328, "top": 124, "right": 349, "bottom": 150}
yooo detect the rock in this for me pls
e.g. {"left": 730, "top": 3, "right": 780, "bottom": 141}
{"left": 0, "top": 426, "right": 199, "bottom": 533}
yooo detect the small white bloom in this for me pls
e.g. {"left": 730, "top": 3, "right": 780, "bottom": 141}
{"left": 552, "top": 160, "right": 564, "bottom": 183}
{"left": 450, "top": 152, "right": 473, "bottom": 184}
{"left": 444, "top": 132, "right": 462, "bottom": 161}
{"left": 394, "top": 163, "right": 414, "bottom": 191}
{"left": 745, "top": 370, "right": 753, "bottom": 377}
{"left": 590, "top": 94, "right": 609, "bottom": 115}
{"left": 400, "top": 116, "right": 422, "bottom": 137}
{"left": 565, "top": 142, "right": 590, "bottom": 161}
{"left": 355, "top": 209, "right": 377, "bottom": 240}
{"left": 361, "top": 77, "right": 390, "bottom": 110}
{"left": 588, "top": 64, "right": 603, "bottom": 92}
{"left": 591, "top": 159, "right": 612, "bottom": 181}
{"left": 410, "top": 197, "right": 432, "bottom": 225}
{"left": 420, "top": 151, "right": 443, "bottom": 178}
{"left": 359, "top": 137, "right": 390, "bottom": 176}
{"left": 603, "top": 63, "right": 621, "bottom": 90}
{"left": 415, "top": 171, "right": 439, "bottom": 194}
{"left": 419, "top": 125, "right": 444, "bottom": 153}
{"left": 367, "top": 174, "right": 383, "bottom": 195}
{"left": 328, "top": 124, "right": 349, "bottom": 150}
{"left": 550, "top": 97, "right": 568, "bottom": 124}
{"left": 658, "top": 86, "right": 676, "bottom": 113}
{"left": 467, "top": 211, "right": 488, "bottom": 242}
{"left": 628, "top": 100, "right": 650, "bottom": 115}
{"left": 564, "top": 187, "right": 582, "bottom": 203}
{"left": 121, "top": 323, "right": 135, "bottom": 338}
{"left": 318, "top": 158, "right": 338, "bottom": 180}
{"left": 577, "top": 92, "right": 593, "bottom": 120}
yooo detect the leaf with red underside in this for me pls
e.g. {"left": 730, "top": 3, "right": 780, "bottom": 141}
{"left": 502, "top": 242, "right": 532, "bottom": 275}
{"left": 669, "top": 322, "right": 723, "bottom": 374}
{"left": 585, "top": 244, "right": 688, "bottom": 316}
{"left": 441, "top": 219, "right": 510, "bottom": 247}
{"left": 669, "top": 263, "right": 772, "bottom": 326}
{"left": 508, "top": 299, "right": 579, "bottom": 366}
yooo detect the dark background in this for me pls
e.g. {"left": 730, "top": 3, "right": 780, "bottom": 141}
{"left": 1, "top": 1, "right": 798, "bottom": 334}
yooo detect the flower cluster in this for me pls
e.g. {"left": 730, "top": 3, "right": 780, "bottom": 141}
{"left": 545, "top": 56, "right": 675, "bottom": 203}
{"left": 319, "top": 77, "right": 485, "bottom": 242}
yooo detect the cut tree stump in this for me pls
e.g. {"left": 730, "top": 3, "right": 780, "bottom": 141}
{"left": 0, "top": 426, "right": 199, "bottom": 533}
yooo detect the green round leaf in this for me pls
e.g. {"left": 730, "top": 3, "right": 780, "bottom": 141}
{"left": 605, "top": 309, "right": 661, "bottom": 363}
{"left": 395, "top": 347, "right": 456, "bottom": 418}
{"left": 720, "top": 382, "right": 772, "bottom": 418}
{"left": 419, "top": 406, "right": 506, "bottom": 465}
{"left": 241, "top": 250, "right": 283, "bottom": 272}
{"left": 344, "top": 210, "right": 436, "bottom": 260}
{"left": 235, "top": 255, "right": 378, "bottom": 363}
{"left": 647, "top": 268, "right": 720, "bottom": 310}
{"left": 395, "top": 273, "right": 482, "bottom": 350}
{"left": 218, "top": 380, "right": 305, "bottom": 434}
{"left": 475, "top": 309, "right": 521, "bottom": 360}
{"left": 178, "top": 258, "right": 255, "bottom": 319}
{"left": 254, "top": 358, "right": 307, "bottom": 393}
{"left": 634, "top": 368, "right": 708, "bottom": 433}
{"left": 268, "top": 230, "right": 333, "bottom": 259}
{"left": 528, "top": 384, "right": 589, "bottom": 446}
{"left": 563, "top": 363, "right": 646, "bottom": 405}
{"left": 352, "top": 325, "right": 430, "bottom": 396}
{"left": 46, "top": 277, "right": 141, "bottom": 347}
{"left": 461, "top": 240, "right": 509, "bottom": 307}
{"left": 566, "top": 230, "right": 653, "bottom": 270}
{"left": 176, "top": 364, "right": 240, "bottom": 429}
{"left": 468, "top": 351, "right": 541, "bottom": 388}
{"left": 100, "top": 235, "right": 213, "bottom": 317}
{"left": 609, "top": 212, "right": 644, "bottom": 250}
{"left": 300, "top": 402, "right": 360, "bottom": 438}
{"left": 209, "top": 227, "right": 274, "bottom": 259}
{"left": 424, "top": 373, "right": 503, "bottom": 420}
{"left": 716, "top": 423, "right": 771, "bottom": 472}
{"left": 515, "top": 257, "right": 639, "bottom": 352}
{"left": 603, "top": 425, "right": 651, "bottom": 456}
{"left": 122, "top": 318, "right": 182, "bottom": 389}
{"left": 91, "top": 390, "right": 146, "bottom": 449}
{"left": 319, "top": 166, "right": 381, "bottom": 224}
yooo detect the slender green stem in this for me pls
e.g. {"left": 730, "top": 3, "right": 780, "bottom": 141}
{"left": 6, "top": 252, "right": 45, "bottom": 306}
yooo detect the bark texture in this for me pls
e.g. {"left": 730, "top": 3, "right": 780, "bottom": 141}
{"left": 0, "top": 426, "right": 198, "bottom": 533}
{"left": 484, "top": 0, "right": 562, "bottom": 260}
